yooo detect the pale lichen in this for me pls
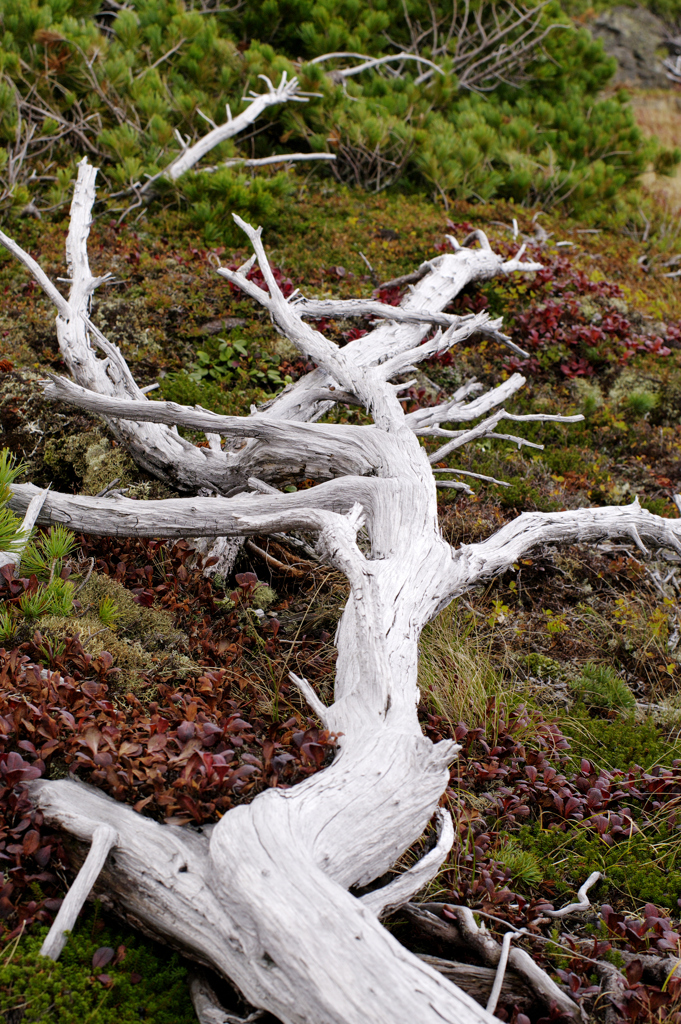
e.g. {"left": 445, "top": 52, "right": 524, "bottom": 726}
{"left": 36, "top": 573, "right": 200, "bottom": 689}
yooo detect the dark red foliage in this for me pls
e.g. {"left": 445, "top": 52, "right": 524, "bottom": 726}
{"left": 0, "top": 643, "right": 337, "bottom": 937}
{"left": 0, "top": 532, "right": 343, "bottom": 939}
{"left": 420, "top": 701, "right": 681, "bottom": 1020}
{"left": 601, "top": 904, "right": 681, "bottom": 955}
{"left": 0, "top": 757, "right": 67, "bottom": 940}
{"left": 222, "top": 257, "right": 295, "bottom": 299}
{"left": 617, "top": 966, "right": 681, "bottom": 1023}
{"left": 376, "top": 285, "right": 402, "bottom": 306}
{"left": 414, "top": 239, "right": 675, "bottom": 383}
{"left": 0, "top": 641, "right": 338, "bottom": 816}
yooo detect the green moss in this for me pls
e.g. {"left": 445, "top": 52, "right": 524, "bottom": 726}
{"left": 78, "top": 437, "right": 139, "bottom": 497}
{"left": 0, "top": 913, "right": 196, "bottom": 1024}
{"left": 542, "top": 447, "right": 590, "bottom": 475}
{"left": 35, "top": 574, "right": 199, "bottom": 688}
{"left": 522, "top": 653, "right": 570, "bottom": 681}
{"left": 497, "top": 477, "right": 560, "bottom": 512}
{"left": 251, "top": 583, "right": 277, "bottom": 611}
{"left": 159, "top": 371, "right": 263, "bottom": 419}
{"left": 77, "top": 575, "right": 180, "bottom": 645}
{"left": 519, "top": 822, "right": 681, "bottom": 910}
{"left": 608, "top": 370, "right": 661, "bottom": 413}
{"left": 43, "top": 434, "right": 92, "bottom": 489}
{"left": 640, "top": 496, "right": 673, "bottom": 516}
{"left": 561, "top": 711, "right": 681, "bottom": 771}
{"left": 624, "top": 390, "right": 658, "bottom": 419}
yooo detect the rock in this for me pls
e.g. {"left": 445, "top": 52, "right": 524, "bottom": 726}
{"left": 590, "top": 5, "right": 670, "bottom": 88}
{"left": 197, "top": 316, "right": 247, "bottom": 335}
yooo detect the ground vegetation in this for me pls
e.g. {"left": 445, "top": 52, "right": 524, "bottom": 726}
{"left": 2, "top": 0, "right": 681, "bottom": 1021}
{"left": 1, "top": 179, "right": 681, "bottom": 1022}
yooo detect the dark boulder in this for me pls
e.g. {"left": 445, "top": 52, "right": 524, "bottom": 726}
{"left": 590, "top": 5, "right": 670, "bottom": 88}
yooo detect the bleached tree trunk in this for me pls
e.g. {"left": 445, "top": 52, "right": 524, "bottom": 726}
{"left": 8, "top": 172, "right": 678, "bottom": 1024}
{"left": 16, "top": 365, "right": 512, "bottom": 1023}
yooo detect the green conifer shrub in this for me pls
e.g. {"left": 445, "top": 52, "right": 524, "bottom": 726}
{"left": 570, "top": 662, "right": 637, "bottom": 714}
{"left": 0, "top": 0, "right": 674, "bottom": 226}
{"left": 0, "top": 450, "right": 78, "bottom": 629}
{"left": 0, "top": 449, "right": 26, "bottom": 555}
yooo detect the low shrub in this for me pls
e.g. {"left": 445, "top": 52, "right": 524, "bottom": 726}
{"left": 0, "top": 911, "right": 195, "bottom": 1024}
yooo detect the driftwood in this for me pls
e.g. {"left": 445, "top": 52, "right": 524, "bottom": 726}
{"left": 1, "top": 159, "right": 548, "bottom": 506}
{"left": 6, "top": 165, "right": 681, "bottom": 1024}
{"left": 419, "top": 954, "right": 536, "bottom": 1009}
{"left": 402, "top": 903, "right": 577, "bottom": 1017}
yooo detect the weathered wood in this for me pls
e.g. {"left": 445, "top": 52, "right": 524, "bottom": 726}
{"left": 159, "top": 74, "right": 306, "bottom": 183}
{"left": 40, "top": 824, "right": 117, "bottom": 960}
{"left": 360, "top": 808, "right": 455, "bottom": 918}
{"left": 0, "top": 160, "right": 544, "bottom": 495}
{"left": 442, "top": 906, "right": 578, "bottom": 1017}
{"left": 11, "top": 186, "right": 669, "bottom": 1024}
{"left": 419, "top": 955, "right": 536, "bottom": 1008}
{"left": 6, "top": 201, "right": 554, "bottom": 1024}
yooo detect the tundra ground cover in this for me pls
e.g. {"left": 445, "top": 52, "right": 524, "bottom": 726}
{"left": 2, "top": 181, "right": 681, "bottom": 1020}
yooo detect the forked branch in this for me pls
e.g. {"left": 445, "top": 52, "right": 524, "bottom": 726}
{"left": 445, "top": 499, "right": 681, "bottom": 601}
{"left": 155, "top": 73, "right": 311, "bottom": 185}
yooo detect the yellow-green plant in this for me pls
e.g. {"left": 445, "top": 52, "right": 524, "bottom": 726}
{"left": 492, "top": 840, "right": 543, "bottom": 886}
{"left": 98, "top": 595, "right": 122, "bottom": 629}
{"left": 47, "top": 578, "right": 75, "bottom": 617}
{"left": 17, "top": 579, "right": 74, "bottom": 621}
{"left": 0, "top": 605, "right": 16, "bottom": 644}
{"left": 544, "top": 609, "right": 569, "bottom": 635}
{"left": 418, "top": 603, "right": 522, "bottom": 728}
{"left": 21, "top": 524, "right": 77, "bottom": 582}
{"left": 0, "top": 449, "right": 26, "bottom": 555}
{"left": 18, "top": 588, "right": 53, "bottom": 620}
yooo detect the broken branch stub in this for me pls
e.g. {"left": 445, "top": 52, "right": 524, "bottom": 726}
{"left": 40, "top": 823, "right": 117, "bottom": 960}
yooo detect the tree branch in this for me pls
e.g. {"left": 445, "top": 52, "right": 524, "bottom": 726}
{"left": 544, "top": 871, "right": 603, "bottom": 919}
{"left": 379, "top": 312, "right": 497, "bottom": 378}
{"left": 9, "top": 479, "right": 381, "bottom": 540}
{"left": 427, "top": 408, "right": 583, "bottom": 462}
{"left": 406, "top": 374, "right": 526, "bottom": 431}
{"left": 361, "top": 808, "right": 455, "bottom": 918}
{"left": 440, "top": 906, "right": 577, "bottom": 1017}
{"left": 156, "top": 73, "right": 310, "bottom": 184}
{"left": 296, "top": 298, "right": 531, "bottom": 359}
{"left": 0, "top": 486, "right": 50, "bottom": 571}
{"left": 445, "top": 500, "right": 681, "bottom": 601}
{"left": 40, "top": 824, "right": 118, "bottom": 960}
{"left": 39, "top": 374, "right": 385, "bottom": 484}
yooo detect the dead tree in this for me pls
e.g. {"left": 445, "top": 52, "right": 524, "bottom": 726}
{"left": 5, "top": 160, "right": 681, "bottom": 1024}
